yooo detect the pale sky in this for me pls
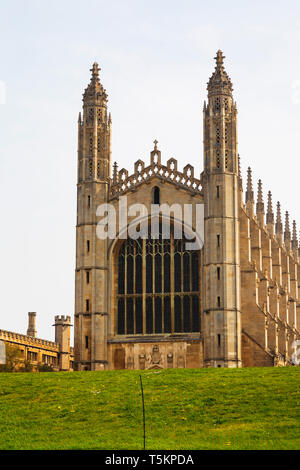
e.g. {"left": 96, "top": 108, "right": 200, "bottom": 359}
{"left": 1, "top": 0, "right": 300, "bottom": 342}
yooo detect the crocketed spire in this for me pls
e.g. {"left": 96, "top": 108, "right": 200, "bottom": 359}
{"left": 245, "top": 167, "right": 254, "bottom": 203}
{"left": 207, "top": 50, "right": 233, "bottom": 97}
{"left": 266, "top": 191, "right": 274, "bottom": 225}
{"left": 256, "top": 179, "right": 264, "bottom": 214}
{"left": 292, "top": 220, "right": 298, "bottom": 251}
{"left": 275, "top": 202, "right": 283, "bottom": 234}
{"left": 284, "top": 211, "right": 291, "bottom": 242}
{"left": 83, "top": 62, "right": 108, "bottom": 104}
{"left": 112, "top": 161, "right": 118, "bottom": 184}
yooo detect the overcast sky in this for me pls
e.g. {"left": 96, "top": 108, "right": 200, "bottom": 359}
{"left": 1, "top": 0, "right": 300, "bottom": 342}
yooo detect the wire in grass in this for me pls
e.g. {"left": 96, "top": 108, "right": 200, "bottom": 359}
{"left": 139, "top": 374, "right": 146, "bottom": 450}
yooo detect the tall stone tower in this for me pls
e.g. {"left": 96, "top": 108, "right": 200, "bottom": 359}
{"left": 74, "top": 63, "right": 111, "bottom": 371}
{"left": 202, "top": 51, "right": 242, "bottom": 367}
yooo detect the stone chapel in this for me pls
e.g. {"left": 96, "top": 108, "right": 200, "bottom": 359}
{"left": 74, "top": 51, "right": 300, "bottom": 370}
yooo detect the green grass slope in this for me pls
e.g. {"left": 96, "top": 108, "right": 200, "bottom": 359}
{"left": 0, "top": 367, "right": 299, "bottom": 450}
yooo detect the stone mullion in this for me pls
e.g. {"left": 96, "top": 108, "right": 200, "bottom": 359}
{"left": 133, "top": 246, "right": 136, "bottom": 335}
{"left": 152, "top": 243, "right": 155, "bottom": 333}
{"left": 162, "top": 246, "right": 165, "bottom": 333}
{"left": 124, "top": 249, "right": 127, "bottom": 335}
{"left": 189, "top": 251, "right": 192, "bottom": 293}
{"left": 181, "top": 295, "right": 184, "bottom": 332}
{"left": 142, "top": 239, "right": 146, "bottom": 335}
{"left": 199, "top": 251, "right": 202, "bottom": 333}
{"left": 181, "top": 244, "right": 184, "bottom": 331}
{"left": 170, "top": 233, "right": 175, "bottom": 333}
{"left": 189, "top": 252, "right": 192, "bottom": 331}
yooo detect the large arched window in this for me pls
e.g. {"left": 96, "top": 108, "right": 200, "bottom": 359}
{"left": 116, "top": 223, "right": 201, "bottom": 335}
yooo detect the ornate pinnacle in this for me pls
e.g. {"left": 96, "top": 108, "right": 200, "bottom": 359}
{"left": 207, "top": 50, "right": 233, "bottom": 96}
{"left": 153, "top": 139, "right": 158, "bottom": 151}
{"left": 113, "top": 161, "right": 118, "bottom": 184}
{"left": 245, "top": 167, "right": 254, "bottom": 203}
{"left": 256, "top": 179, "right": 264, "bottom": 214}
{"left": 275, "top": 202, "right": 283, "bottom": 234}
{"left": 284, "top": 211, "right": 291, "bottom": 241}
{"left": 83, "top": 62, "right": 107, "bottom": 104}
{"left": 292, "top": 220, "right": 298, "bottom": 250}
{"left": 266, "top": 191, "right": 274, "bottom": 225}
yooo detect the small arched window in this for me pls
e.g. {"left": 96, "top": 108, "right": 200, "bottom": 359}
{"left": 153, "top": 186, "right": 160, "bottom": 204}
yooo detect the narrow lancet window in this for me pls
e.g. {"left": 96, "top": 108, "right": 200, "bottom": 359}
{"left": 153, "top": 186, "right": 160, "bottom": 204}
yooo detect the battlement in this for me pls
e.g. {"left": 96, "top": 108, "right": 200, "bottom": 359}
{"left": 0, "top": 328, "right": 59, "bottom": 350}
{"left": 54, "top": 315, "right": 72, "bottom": 324}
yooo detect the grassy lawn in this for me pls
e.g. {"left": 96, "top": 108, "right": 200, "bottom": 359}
{"left": 0, "top": 367, "right": 299, "bottom": 450}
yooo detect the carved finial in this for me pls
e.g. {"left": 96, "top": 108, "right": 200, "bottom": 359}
{"left": 256, "top": 179, "right": 264, "bottom": 214}
{"left": 275, "top": 202, "right": 283, "bottom": 234}
{"left": 108, "top": 112, "right": 112, "bottom": 124}
{"left": 256, "top": 179, "right": 265, "bottom": 226}
{"left": 215, "top": 50, "right": 225, "bottom": 66}
{"left": 245, "top": 167, "right": 254, "bottom": 203}
{"left": 78, "top": 112, "right": 81, "bottom": 124}
{"left": 292, "top": 220, "right": 298, "bottom": 251}
{"left": 90, "top": 62, "right": 100, "bottom": 82}
{"left": 284, "top": 211, "right": 291, "bottom": 242}
{"left": 83, "top": 62, "right": 107, "bottom": 104}
{"left": 207, "top": 50, "right": 233, "bottom": 96}
{"left": 266, "top": 191, "right": 274, "bottom": 225}
{"left": 153, "top": 139, "right": 158, "bottom": 151}
{"left": 113, "top": 161, "right": 118, "bottom": 184}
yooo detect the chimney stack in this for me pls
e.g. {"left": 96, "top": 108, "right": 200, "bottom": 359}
{"left": 27, "top": 312, "right": 37, "bottom": 337}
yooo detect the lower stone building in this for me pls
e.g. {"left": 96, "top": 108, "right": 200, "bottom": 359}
{"left": 0, "top": 313, "right": 74, "bottom": 371}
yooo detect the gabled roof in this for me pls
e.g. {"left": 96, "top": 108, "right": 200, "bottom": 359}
{"left": 110, "top": 141, "right": 203, "bottom": 200}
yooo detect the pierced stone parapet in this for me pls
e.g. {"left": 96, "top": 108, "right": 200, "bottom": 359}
{"left": 110, "top": 151, "right": 202, "bottom": 199}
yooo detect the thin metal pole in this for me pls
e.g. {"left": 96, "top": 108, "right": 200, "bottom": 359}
{"left": 139, "top": 374, "right": 146, "bottom": 450}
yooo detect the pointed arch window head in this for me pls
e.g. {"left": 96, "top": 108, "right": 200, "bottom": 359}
{"left": 116, "top": 222, "right": 201, "bottom": 336}
{"left": 153, "top": 186, "right": 160, "bottom": 205}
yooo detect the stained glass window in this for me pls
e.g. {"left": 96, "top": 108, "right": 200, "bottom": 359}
{"left": 116, "top": 223, "right": 201, "bottom": 335}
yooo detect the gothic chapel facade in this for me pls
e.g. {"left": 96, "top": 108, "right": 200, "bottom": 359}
{"left": 74, "top": 51, "right": 300, "bottom": 370}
